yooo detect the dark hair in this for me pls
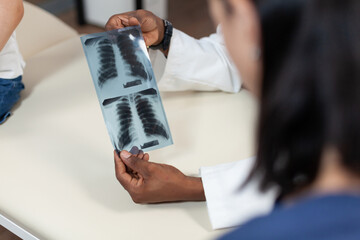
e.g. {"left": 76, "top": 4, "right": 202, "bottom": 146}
{"left": 251, "top": 0, "right": 360, "bottom": 197}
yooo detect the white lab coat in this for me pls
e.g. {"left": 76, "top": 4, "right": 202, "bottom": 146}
{"left": 149, "top": 27, "right": 277, "bottom": 229}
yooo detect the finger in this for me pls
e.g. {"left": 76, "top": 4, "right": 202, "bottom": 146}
{"left": 129, "top": 146, "right": 139, "bottom": 155}
{"left": 137, "top": 174, "right": 145, "bottom": 186}
{"left": 128, "top": 17, "right": 154, "bottom": 46}
{"left": 142, "top": 32, "right": 158, "bottom": 47}
{"left": 114, "top": 150, "right": 133, "bottom": 188}
{"left": 114, "top": 150, "right": 126, "bottom": 174}
{"left": 128, "top": 16, "right": 141, "bottom": 27}
{"left": 138, "top": 150, "right": 144, "bottom": 159}
{"left": 105, "top": 15, "right": 132, "bottom": 30}
{"left": 120, "top": 151, "right": 150, "bottom": 176}
{"left": 105, "top": 16, "right": 124, "bottom": 31}
{"left": 143, "top": 153, "right": 150, "bottom": 161}
{"left": 142, "top": 34, "right": 151, "bottom": 47}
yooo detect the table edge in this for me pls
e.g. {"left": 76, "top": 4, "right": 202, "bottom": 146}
{"left": 0, "top": 213, "right": 40, "bottom": 240}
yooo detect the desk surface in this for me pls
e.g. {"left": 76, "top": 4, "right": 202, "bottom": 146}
{"left": 0, "top": 37, "right": 258, "bottom": 240}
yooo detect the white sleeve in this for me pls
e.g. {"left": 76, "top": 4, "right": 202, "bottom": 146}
{"left": 200, "top": 157, "right": 278, "bottom": 229}
{"left": 0, "top": 32, "right": 25, "bottom": 79}
{"left": 149, "top": 27, "right": 242, "bottom": 92}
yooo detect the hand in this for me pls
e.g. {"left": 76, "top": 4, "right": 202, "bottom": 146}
{"left": 114, "top": 150, "right": 206, "bottom": 203}
{"left": 106, "top": 10, "right": 165, "bottom": 47}
{"left": 122, "top": 147, "right": 150, "bottom": 180}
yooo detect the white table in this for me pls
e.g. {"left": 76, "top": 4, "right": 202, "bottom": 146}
{"left": 0, "top": 34, "right": 258, "bottom": 239}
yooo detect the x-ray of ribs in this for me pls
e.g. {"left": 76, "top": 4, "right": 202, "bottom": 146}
{"left": 84, "top": 37, "right": 118, "bottom": 87}
{"left": 135, "top": 89, "right": 169, "bottom": 140}
{"left": 116, "top": 97, "right": 137, "bottom": 150}
{"left": 102, "top": 89, "right": 170, "bottom": 150}
{"left": 116, "top": 33, "right": 148, "bottom": 84}
{"left": 82, "top": 27, "right": 172, "bottom": 152}
{"left": 96, "top": 39, "right": 118, "bottom": 87}
{"left": 103, "top": 96, "right": 136, "bottom": 150}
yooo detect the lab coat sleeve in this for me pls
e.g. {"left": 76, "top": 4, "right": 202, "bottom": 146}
{"left": 149, "top": 27, "right": 242, "bottom": 92}
{"left": 200, "top": 157, "right": 278, "bottom": 229}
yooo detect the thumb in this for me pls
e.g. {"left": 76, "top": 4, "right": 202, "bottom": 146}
{"left": 120, "top": 150, "right": 150, "bottom": 176}
{"left": 127, "top": 16, "right": 141, "bottom": 27}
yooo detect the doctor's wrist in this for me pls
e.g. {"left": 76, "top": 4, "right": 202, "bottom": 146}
{"left": 150, "top": 19, "right": 173, "bottom": 57}
{"left": 181, "top": 177, "right": 206, "bottom": 201}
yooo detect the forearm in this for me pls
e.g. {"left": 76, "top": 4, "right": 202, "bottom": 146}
{"left": 0, "top": 0, "right": 24, "bottom": 51}
{"left": 180, "top": 176, "right": 206, "bottom": 201}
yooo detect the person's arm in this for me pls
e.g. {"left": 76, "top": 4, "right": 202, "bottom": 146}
{"left": 114, "top": 151, "right": 277, "bottom": 229}
{"left": 106, "top": 10, "right": 242, "bottom": 93}
{"left": 0, "top": 0, "right": 24, "bottom": 51}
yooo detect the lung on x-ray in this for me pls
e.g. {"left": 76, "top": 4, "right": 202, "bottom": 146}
{"left": 81, "top": 26, "right": 173, "bottom": 152}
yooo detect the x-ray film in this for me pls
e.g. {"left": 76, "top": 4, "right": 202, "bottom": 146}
{"left": 81, "top": 26, "right": 173, "bottom": 152}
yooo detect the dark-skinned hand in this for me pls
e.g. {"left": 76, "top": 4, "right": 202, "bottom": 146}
{"left": 114, "top": 150, "right": 205, "bottom": 203}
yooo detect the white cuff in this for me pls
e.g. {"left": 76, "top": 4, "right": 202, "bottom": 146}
{"left": 200, "top": 157, "right": 277, "bottom": 229}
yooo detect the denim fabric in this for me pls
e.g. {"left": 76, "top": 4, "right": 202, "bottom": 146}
{"left": 0, "top": 76, "right": 24, "bottom": 124}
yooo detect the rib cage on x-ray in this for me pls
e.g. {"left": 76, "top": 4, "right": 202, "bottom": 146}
{"left": 97, "top": 39, "right": 118, "bottom": 87}
{"left": 83, "top": 29, "right": 152, "bottom": 92}
{"left": 116, "top": 32, "right": 149, "bottom": 84}
{"left": 116, "top": 97, "right": 136, "bottom": 150}
{"left": 102, "top": 88, "right": 170, "bottom": 151}
{"left": 81, "top": 26, "right": 173, "bottom": 152}
{"left": 135, "top": 89, "right": 169, "bottom": 139}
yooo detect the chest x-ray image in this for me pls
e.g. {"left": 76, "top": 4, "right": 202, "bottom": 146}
{"left": 81, "top": 26, "right": 173, "bottom": 152}
{"left": 81, "top": 26, "right": 154, "bottom": 100}
{"left": 102, "top": 88, "right": 171, "bottom": 151}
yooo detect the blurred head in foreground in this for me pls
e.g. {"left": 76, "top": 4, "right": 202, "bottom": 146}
{"left": 209, "top": 0, "right": 360, "bottom": 200}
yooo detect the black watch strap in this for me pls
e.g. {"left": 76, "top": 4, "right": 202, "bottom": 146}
{"left": 150, "top": 19, "right": 173, "bottom": 51}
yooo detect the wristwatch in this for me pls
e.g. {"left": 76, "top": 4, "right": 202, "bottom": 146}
{"left": 150, "top": 19, "right": 173, "bottom": 51}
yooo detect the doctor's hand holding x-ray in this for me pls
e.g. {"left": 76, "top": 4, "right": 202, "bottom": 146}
{"left": 106, "top": 8, "right": 277, "bottom": 230}
{"left": 107, "top": 10, "right": 206, "bottom": 202}
{"left": 106, "top": 10, "right": 170, "bottom": 56}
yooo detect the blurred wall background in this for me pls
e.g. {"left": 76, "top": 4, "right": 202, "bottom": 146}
{"left": 25, "top": 0, "right": 216, "bottom": 38}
